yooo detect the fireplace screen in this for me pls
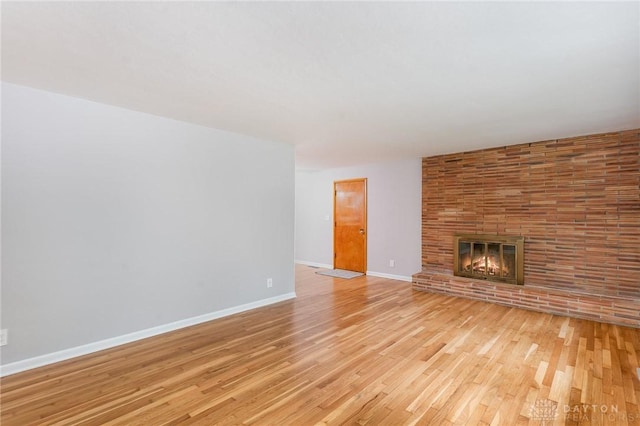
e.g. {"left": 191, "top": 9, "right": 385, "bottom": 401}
{"left": 454, "top": 234, "right": 524, "bottom": 285}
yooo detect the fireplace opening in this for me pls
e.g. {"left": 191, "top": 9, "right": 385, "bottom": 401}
{"left": 454, "top": 234, "right": 524, "bottom": 285}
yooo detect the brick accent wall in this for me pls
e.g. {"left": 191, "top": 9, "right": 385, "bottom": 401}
{"left": 413, "top": 129, "right": 640, "bottom": 327}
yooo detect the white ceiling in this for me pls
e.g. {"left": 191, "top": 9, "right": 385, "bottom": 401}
{"left": 2, "top": 2, "right": 639, "bottom": 169}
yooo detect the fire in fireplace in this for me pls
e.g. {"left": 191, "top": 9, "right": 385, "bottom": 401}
{"left": 453, "top": 234, "right": 524, "bottom": 285}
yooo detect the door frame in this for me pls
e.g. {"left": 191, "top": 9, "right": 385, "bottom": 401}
{"left": 333, "top": 178, "right": 367, "bottom": 272}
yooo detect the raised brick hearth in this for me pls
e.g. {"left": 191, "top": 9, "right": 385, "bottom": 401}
{"left": 412, "top": 129, "right": 640, "bottom": 327}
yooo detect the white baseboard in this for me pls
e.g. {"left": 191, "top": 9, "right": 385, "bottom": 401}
{"left": 0, "top": 292, "right": 296, "bottom": 377}
{"left": 366, "top": 271, "right": 413, "bottom": 282}
{"left": 295, "top": 259, "right": 333, "bottom": 269}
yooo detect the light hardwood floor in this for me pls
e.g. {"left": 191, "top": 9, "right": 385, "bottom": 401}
{"left": 2, "top": 265, "right": 639, "bottom": 425}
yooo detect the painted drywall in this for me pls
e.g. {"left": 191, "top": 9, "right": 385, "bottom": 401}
{"left": 295, "top": 159, "right": 422, "bottom": 280}
{"left": 1, "top": 83, "right": 295, "bottom": 366}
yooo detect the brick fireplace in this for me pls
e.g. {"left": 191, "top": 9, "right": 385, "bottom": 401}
{"left": 453, "top": 234, "right": 524, "bottom": 285}
{"left": 412, "top": 129, "right": 640, "bottom": 327}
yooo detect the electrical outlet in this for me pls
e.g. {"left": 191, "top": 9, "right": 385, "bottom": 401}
{"left": 389, "top": 259, "right": 395, "bottom": 267}
{"left": 0, "top": 329, "right": 7, "bottom": 346}
{"left": 267, "top": 278, "right": 273, "bottom": 288}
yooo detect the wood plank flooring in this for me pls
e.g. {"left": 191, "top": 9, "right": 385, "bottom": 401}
{"left": 2, "top": 264, "right": 640, "bottom": 425}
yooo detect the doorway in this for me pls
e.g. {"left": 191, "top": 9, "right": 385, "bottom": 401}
{"left": 334, "top": 178, "right": 367, "bottom": 273}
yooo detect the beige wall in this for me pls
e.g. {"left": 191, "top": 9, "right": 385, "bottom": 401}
{"left": 295, "top": 159, "right": 422, "bottom": 280}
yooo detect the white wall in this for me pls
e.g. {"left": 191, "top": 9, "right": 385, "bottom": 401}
{"left": 295, "top": 159, "right": 422, "bottom": 280}
{"left": 1, "top": 83, "right": 295, "bottom": 369}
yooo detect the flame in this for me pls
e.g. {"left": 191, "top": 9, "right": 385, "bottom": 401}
{"left": 467, "top": 255, "right": 510, "bottom": 276}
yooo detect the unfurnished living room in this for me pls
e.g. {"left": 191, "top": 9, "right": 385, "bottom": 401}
{"left": 1, "top": 2, "right": 639, "bottom": 425}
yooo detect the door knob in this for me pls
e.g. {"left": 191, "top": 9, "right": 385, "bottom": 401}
{"left": 359, "top": 229, "right": 365, "bottom": 235}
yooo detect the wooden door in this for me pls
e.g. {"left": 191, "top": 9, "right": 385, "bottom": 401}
{"left": 334, "top": 178, "right": 367, "bottom": 273}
